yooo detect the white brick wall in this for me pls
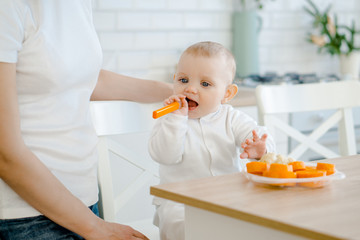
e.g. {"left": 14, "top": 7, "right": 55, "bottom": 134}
{"left": 92, "top": 0, "right": 233, "bottom": 82}
{"left": 257, "top": 0, "right": 360, "bottom": 76}
{"left": 92, "top": 0, "right": 360, "bottom": 82}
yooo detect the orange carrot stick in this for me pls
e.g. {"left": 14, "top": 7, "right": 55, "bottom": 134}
{"left": 153, "top": 102, "right": 180, "bottom": 119}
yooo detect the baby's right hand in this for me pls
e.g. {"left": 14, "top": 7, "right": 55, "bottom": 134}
{"left": 164, "top": 94, "right": 188, "bottom": 116}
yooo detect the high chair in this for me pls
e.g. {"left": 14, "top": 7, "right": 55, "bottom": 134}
{"left": 90, "top": 100, "right": 161, "bottom": 239}
{"left": 256, "top": 81, "right": 360, "bottom": 161}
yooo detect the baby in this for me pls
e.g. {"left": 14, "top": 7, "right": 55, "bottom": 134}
{"left": 148, "top": 41, "right": 276, "bottom": 240}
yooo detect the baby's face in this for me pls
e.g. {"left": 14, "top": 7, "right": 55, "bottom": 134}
{"left": 174, "top": 53, "right": 233, "bottom": 119}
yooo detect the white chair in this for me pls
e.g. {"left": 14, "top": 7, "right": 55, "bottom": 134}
{"left": 90, "top": 100, "right": 161, "bottom": 239}
{"left": 256, "top": 81, "right": 360, "bottom": 161}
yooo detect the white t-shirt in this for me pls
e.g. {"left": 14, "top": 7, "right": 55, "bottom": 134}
{"left": 0, "top": 0, "right": 103, "bottom": 219}
{"left": 149, "top": 104, "right": 276, "bottom": 205}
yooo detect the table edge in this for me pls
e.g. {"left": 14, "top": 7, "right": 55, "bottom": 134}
{"left": 150, "top": 183, "right": 342, "bottom": 240}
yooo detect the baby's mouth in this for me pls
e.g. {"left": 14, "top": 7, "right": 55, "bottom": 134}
{"left": 186, "top": 97, "right": 198, "bottom": 110}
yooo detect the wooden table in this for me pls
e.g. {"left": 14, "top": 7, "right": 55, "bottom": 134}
{"left": 150, "top": 155, "right": 360, "bottom": 240}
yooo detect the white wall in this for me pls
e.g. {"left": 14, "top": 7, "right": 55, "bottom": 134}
{"left": 92, "top": 0, "right": 360, "bottom": 80}
{"left": 92, "top": 0, "right": 233, "bottom": 82}
{"left": 258, "top": 0, "right": 360, "bottom": 76}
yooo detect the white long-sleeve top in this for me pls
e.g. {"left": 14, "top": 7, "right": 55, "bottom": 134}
{"left": 149, "top": 104, "right": 276, "bottom": 192}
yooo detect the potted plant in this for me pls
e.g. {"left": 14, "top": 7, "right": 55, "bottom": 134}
{"left": 304, "top": 0, "right": 360, "bottom": 80}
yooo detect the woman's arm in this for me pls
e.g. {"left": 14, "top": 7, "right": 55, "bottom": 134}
{"left": 91, "top": 69, "right": 173, "bottom": 102}
{"left": 0, "top": 63, "right": 147, "bottom": 240}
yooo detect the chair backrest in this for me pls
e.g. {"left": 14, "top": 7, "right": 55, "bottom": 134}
{"left": 256, "top": 81, "right": 360, "bottom": 160}
{"left": 90, "top": 101, "right": 160, "bottom": 224}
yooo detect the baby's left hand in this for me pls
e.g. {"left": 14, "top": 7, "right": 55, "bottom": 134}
{"left": 240, "top": 130, "right": 267, "bottom": 160}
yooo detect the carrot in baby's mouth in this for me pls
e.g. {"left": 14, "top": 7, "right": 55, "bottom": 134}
{"left": 153, "top": 101, "right": 180, "bottom": 119}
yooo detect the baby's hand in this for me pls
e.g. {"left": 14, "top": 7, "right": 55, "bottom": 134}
{"left": 164, "top": 94, "right": 188, "bottom": 116}
{"left": 240, "top": 130, "right": 267, "bottom": 160}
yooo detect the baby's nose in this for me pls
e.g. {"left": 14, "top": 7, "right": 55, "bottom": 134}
{"left": 185, "top": 85, "right": 198, "bottom": 94}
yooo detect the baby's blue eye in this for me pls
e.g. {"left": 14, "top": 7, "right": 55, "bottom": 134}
{"left": 201, "top": 82, "right": 210, "bottom": 87}
{"left": 180, "top": 78, "right": 188, "bottom": 83}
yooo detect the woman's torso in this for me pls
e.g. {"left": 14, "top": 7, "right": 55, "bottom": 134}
{"left": 0, "top": 0, "right": 102, "bottom": 219}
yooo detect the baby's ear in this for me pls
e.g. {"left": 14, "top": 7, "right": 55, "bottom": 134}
{"left": 221, "top": 84, "right": 238, "bottom": 104}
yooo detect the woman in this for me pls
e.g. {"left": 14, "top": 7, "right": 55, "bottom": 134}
{"left": 0, "top": 1, "right": 172, "bottom": 239}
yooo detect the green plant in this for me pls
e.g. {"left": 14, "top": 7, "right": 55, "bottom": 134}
{"left": 304, "top": 0, "right": 360, "bottom": 55}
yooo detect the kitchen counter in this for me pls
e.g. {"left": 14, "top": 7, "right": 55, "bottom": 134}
{"left": 229, "top": 86, "right": 256, "bottom": 107}
{"left": 150, "top": 155, "right": 360, "bottom": 240}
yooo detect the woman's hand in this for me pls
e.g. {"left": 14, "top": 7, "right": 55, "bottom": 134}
{"left": 86, "top": 218, "right": 149, "bottom": 240}
{"left": 240, "top": 130, "right": 268, "bottom": 160}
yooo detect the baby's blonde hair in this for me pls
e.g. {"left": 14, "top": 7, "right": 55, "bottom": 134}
{"left": 182, "top": 41, "right": 236, "bottom": 83}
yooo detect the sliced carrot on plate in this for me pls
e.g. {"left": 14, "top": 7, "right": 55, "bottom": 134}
{"left": 305, "top": 165, "right": 316, "bottom": 171}
{"left": 296, "top": 170, "right": 327, "bottom": 188}
{"left": 316, "top": 162, "right": 335, "bottom": 175}
{"left": 262, "top": 164, "right": 296, "bottom": 187}
{"left": 263, "top": 170, "right": 296, "bottom": 178}
{"left": 296, "top": 170, "right": 326, "bottom": 178}
{"left": 269, "top": 163, "right": 293, "bottom": 173}
{"left": 288, "top": 161, "right": 306, "bottom": 171}
{"left": 263, "top": 169, "right": 296, "bottom": 187}
{"left": 246, "top": 161, "right": 269, "bottom": 175}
